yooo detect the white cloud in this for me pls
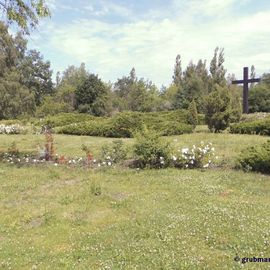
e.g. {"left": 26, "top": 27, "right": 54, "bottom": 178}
{"left": 30, "top": 0, "right": 270, "bottom": 87}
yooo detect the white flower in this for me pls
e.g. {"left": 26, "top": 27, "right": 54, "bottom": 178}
{"left": 211, "top": 147, "right": 215, "bottom": 151}
{"left": 98, "top": 163, "right": 101, "bottom": 167}
{"left": 108, "top": 162, "right": 112, "bottom": 166}
{"left": 93, "top": 159, "right": 96, "bottom": 163}
{"left": 182, "top": 148, "right": 189, "bottom": 154}
{"left": 203, "top": 163, "right": 209, "bottom": 168}
{"left": 172, "top": 155, "right": 177, "bottom": 161}
{"left": 54, "top": 163, "right": 58, "bottom": 166}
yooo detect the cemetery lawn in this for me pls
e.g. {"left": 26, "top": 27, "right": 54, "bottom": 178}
{"left": 0, "top": 131, "right": 270, "bottom": 269}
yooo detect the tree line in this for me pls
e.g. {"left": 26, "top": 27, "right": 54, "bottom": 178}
{"left": 0, "top": 21, "right": 270, "bottom": 122}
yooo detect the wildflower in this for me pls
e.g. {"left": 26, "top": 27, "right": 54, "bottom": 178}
{"left": 182, "top": 148, "right": 189, "bottom": 154}
{"left": 98, "top": 163, "right": 101, "bottom": 167}
{"left": 108, "top": 162, "right": 112, "bottom": 166}
{"left": 203, "top": 163, "right": 209, "bottom": 168}
{"left": 54, "top": 163, "right": 58, "bottom": 166}
{"left": 172, "top": 155, "right": 177, "bottom": 161}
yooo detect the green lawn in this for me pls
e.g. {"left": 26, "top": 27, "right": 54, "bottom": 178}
{"left": 0, "top": 131, "right": 270, "bottom": 269}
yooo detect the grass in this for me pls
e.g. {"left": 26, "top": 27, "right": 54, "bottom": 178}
{"left": 0, "top": 129, "right": 270, "bottom": 269}
{"left": 0, "top": 126, "right": 268, "bottom": 166}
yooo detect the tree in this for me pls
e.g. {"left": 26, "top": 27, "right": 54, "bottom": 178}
{"left": 0, "top": 0, "right": 50, "bottom": 34}
{"left": 172, "top": 54, "right": 182, "bottom": 86}
{"left": 205, "top": 86, "right": 232, "bottom": 132}
{"left": 187, "top": 99, "right": 198, "bottom": 128}
{"left": 54, "top": 63, "right": 89, "bottom": 110}
{"left": 250, "top": 65, "right": 256, "bottom": 88}
{"left": 0, "top": 22, "right": 53, "bottom": 117}
{"left": 180, "top": 61, "right": 208, "bottom": 112}
{"left": 249, "top": 74, "right": 270, "bottom": 112}
{"left": 210, "top": 47, "right": 226, "bottom": 87}
{"left": 0, "top": 70, "right": 35, "bottom": 119}
{"left": 20, "top": 49, "right": 53, "bottom": 105}
{"left": 75, "top": 74, "right": 108, "bottom": 116}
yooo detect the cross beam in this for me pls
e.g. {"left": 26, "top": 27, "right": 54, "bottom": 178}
{"left": 232, "top": 67, "right": 261, "bottom": 114}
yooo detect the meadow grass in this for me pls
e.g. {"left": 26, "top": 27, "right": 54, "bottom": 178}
{"left": 0, "top": 130, "right": 270, "bottom": 269}
{"left": 0, "top": 126, "right": 268, "bottom": 165}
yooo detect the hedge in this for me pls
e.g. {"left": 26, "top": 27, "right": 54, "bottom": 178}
{"left": 230, "top": 118, "right": 270, "bottom": 136}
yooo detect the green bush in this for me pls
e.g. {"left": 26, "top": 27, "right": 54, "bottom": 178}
{"left": 230, "top": 118, "right": 270, "bottom": 136}
{"left": 133, "top": 128, "right": 170, "bottom": 168}
{"left": 238, "top": 141, "right": 270, "bottom": 173}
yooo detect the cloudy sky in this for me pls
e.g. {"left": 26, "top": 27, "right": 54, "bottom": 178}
{"left": 27, "top": 0, "right": 270, "bottom": 87}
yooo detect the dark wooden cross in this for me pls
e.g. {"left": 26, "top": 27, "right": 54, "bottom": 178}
{"left": 232, "top": 67, "right": 261, "bottom": 114}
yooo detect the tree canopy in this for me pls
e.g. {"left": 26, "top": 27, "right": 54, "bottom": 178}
{"left": 0, "top": 0, "right": 50, "bottom": 34}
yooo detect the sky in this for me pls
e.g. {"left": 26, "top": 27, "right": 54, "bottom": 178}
{"left": 26, "top": 0, "right": 270, "bottom": 88}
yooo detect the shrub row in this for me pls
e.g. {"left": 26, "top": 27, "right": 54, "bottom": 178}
{"left": 57, "top": 112, "right": 193, "bottom": 138}
{"left": 37, "top": 110, "right": 205, "bottom": 128}
{"left": 230, "top": 118, "right": 270, "bottom": 136}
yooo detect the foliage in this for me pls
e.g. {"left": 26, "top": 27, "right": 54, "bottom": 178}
{"left": 209, "top": 47, "right": 226, "bottom": 87}
{"left": 172, "top": 54, "right": 182, "bottom": 86}
{"left": 0, "top": 23, "right": 52, "bottom": 118}
{"left": 0, "top": 70, "right": 35, "bottom": 119}
{"left": 113, "top": 68, "right": 162, "bottom": 112}
{"left": 238, "top": 141, "right": 270, "bottom": 173}
{"left": 20, "top": 49, "right": 53, "bottom": 105}
{"left": 36, "top": 96, "right": 73, "bottom": 117}
{"left": 101, "top": 140, "right": 127, "bottom": 163}
{"left": 230, "top": 117, "right": 270, "bottom": 136}
{"left": 171, "top": 142, "right": 217, "bottom": 169}
{"left": 187, "top": 99, "right": 198, "bottom": 128}
{"left": 38, "top": 113, "right": 96, "bottom": 128}
{"left": 133, "top": 128, "right": 170, "bottom": 168}
{"left": 205, "top": 86, "right": 232, "bottom": 132}
{"left": 57, "top": 111, "right": 194, "bottom": 138}
{"left": 249, "top": 79, "right": 270, "bottom": 113}
{"left": 0, "top": 0, "right": 50, "bottom": 34}
{"left": 75, "top": 74, "right": 108, "bottom": 116}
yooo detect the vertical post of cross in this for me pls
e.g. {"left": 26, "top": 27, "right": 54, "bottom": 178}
{"left": 243, "top": 67, "right": 249, "bottom": 114}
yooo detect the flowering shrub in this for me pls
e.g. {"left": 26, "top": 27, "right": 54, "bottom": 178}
{"left": 171, "top": 142, "right": 217, "bottom": 169}
{"left": 0, "top": 124, "right": 25, "bottom": 134}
